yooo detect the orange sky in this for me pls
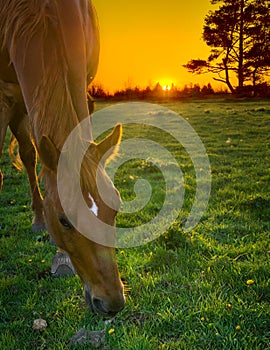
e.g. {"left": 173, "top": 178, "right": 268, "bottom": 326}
{"left": 94, "top": 0, "right": 217, "bottom": 92}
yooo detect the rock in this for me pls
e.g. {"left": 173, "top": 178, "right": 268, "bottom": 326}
{"left": 51, "top": 251, "right": 76, "bottom": 277}
{"left": 32, "top": 319, "right": 48, "bottom": 331}
{"left": 69, "top": 328, "right": 106, "bottom": 348}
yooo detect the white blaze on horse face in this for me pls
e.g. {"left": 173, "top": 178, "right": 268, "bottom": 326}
{"left": 88, "top": 193, "right": 98, "bottom": 217}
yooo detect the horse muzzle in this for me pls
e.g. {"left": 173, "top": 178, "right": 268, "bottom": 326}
{"left": 84, "top": 285, "right": 125, "bottom": 317}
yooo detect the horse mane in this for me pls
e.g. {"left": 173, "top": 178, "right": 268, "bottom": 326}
{"left": 32, "top": 65, "right": 79, "bottom": 150}
{"left": 0, "top": 0, "right": 50, "bottom": 61}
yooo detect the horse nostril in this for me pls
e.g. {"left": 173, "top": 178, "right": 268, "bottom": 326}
{"left": 92, "top": 297, "right": 121, "bottom": 316}
{"left": 92, "top": 297, "right": 108, "bottom": 314}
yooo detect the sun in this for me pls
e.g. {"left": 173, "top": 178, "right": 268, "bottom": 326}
{"left": 162, "top": 85, "right": 171, "bottom": 91}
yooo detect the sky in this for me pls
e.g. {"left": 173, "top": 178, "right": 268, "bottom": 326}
{"left": 93, "top": 0, "right": 216, "bottom": 92}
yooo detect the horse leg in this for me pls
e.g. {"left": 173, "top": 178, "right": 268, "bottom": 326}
{"left": 10, "top": 113, "right": 75, "bottom": 275}
{"left": 0, "top": 111, "right": 10, "bottom": 191}
{"left": 0, "top": 125, "right": 8, "bottom": 191}
{"left": 9, "top": 114, "right": 46, "bottom": 232}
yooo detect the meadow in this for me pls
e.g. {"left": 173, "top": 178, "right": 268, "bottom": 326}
{"left": 0, "top": 99, "right": 269, "bottom": 349}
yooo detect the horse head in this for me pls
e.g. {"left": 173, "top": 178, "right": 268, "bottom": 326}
{"left": 38, "top": 123, "right": 125, "bottom": 316}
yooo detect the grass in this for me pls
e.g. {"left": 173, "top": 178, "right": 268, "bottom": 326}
{"left": 0, "top": 98, "right": 270, "bottom": 349}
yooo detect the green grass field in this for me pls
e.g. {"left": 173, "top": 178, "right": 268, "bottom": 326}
{"left": 0, "top": 99, "right": 269, "bottom": 349}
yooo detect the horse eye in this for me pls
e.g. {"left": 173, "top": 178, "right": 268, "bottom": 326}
{"left": 59, "top": 216, "right": 73, "bottom": 230}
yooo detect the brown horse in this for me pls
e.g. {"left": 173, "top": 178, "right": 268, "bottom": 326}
{"left": 0, "top": 0, "right": 125, "bottom": 316}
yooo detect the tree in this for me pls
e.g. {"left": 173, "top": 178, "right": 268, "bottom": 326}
{"left": 183, "top": 0, "right": 270, "bottom": 95}
{"left": 244, "top": 2, "right": 270, "bottom": 95}
{"left": 89, "top": 83, "right": 108, "bottom": 98}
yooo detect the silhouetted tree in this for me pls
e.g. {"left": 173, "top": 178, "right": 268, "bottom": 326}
{"left": 153, "top": 82, "right": 163, "bottom": 93}
{"left": 89, "top": 83, "right": 108, "bottom": 98}
{"left": 183, "top": 0, "right": 270, "bottom": 95}
{"left": 201, "top": 83, "right": 215, "bottom": 95}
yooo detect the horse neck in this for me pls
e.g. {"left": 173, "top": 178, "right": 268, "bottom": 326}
{"left": 30, "top": 72, "right": 92, "bottom": 151}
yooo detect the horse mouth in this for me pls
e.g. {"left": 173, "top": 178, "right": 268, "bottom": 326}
{"left": 84, "top": 284, "right": 124, "bottom": 317}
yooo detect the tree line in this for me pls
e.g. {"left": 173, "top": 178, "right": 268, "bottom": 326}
{"left": 88, "top": 82, "right": 232, "bottom": 101}
{"left": 89, "top": 78, "right": 270, "bottom": 101}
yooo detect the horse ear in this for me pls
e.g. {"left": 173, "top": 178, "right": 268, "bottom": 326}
{"left": 96, "top": 123, "right": 122, "bottom": 165}
{"left": 38, "top": 136, "right": 59, "bottom": 172}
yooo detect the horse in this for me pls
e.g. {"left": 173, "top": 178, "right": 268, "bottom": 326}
{"left": 0, "top": 0, "right": 125, "bottom": 316}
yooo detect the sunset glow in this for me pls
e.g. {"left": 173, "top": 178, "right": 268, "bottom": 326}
{"left": 162, "top": 85, "right": 172, "bottom": 92}
{"left": 94, "top": 0, "right": 213, "bottom": 92}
